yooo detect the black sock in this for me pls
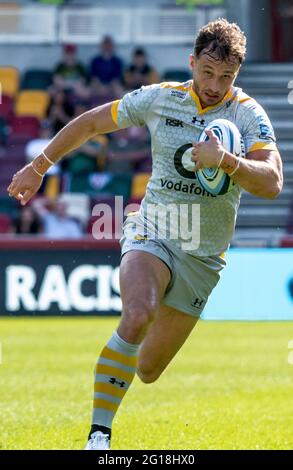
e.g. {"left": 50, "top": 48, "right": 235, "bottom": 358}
{"left": 88, "top": 424, "right": 111, "bottom": 440}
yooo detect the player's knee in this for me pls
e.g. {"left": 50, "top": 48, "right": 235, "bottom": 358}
{"left": 137, "top": 367, "right": 161, "bottom": 384}
{"left": 137, "top": 360, "right": 162, "bottom": 384}
{"left": 123, "top": 302, "right": 157, "bottom": 332}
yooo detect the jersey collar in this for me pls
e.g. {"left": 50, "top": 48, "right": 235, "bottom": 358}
{"left": 189, "top": 81, "right": 234, "bottom": 115}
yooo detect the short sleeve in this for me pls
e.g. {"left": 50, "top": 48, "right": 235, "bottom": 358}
{"left": 111, "top": 84, "right": 161, "bottom": 129}
{"left": 236, "top": 100, "right": 277, "bottom": 154}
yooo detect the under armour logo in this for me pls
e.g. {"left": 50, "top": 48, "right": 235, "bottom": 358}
{"left": 192, "top": 116, "right": 205, "bottom": 126}
{"left": 191, "top": 298, "right": 204, "bottom": 308}
{"left": 109, "top": 377, "right": 126, "bottom": 388}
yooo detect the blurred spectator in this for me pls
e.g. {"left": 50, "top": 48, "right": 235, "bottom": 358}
{"left": 67, "top": 135, "right": 108, "bottom": 175}
{"left": 124, "top": 47, "right": 160, "bottom": 90}
{"left": 13, "top": 206, "right": 43, "bottom": 235}
{"left": 53, "top": 44, "right": 89, "bottom": 99}
{"left": 32, "top": 198, "right": 83, "bottom": 239}
{"left": 47, "top": 89, "right": 75, "bottom": 134}
{"left": 25, "top": 120, "right": 60, "bottom": 177}
{"left": 89, "top": 36, "right": 123, "bottom": 96}
{"left": 74, "top": 100, "right": 89, "bottom": 118}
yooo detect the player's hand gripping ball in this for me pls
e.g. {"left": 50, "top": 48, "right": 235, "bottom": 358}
{"left": 194, "top": 118, "right": 245, "bottom": 196}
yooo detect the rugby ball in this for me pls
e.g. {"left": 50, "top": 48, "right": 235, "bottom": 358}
{"left": 196, "top": 119, "right": 245, "bottom": 196}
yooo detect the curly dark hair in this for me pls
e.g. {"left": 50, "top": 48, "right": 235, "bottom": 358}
{"left": 194, "top": 18, "right": 247, "bottom": 65}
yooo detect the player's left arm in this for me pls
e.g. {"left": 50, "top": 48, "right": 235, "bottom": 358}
{"left": 220, "top": 147, "right": 283, "bottom": 199}
{"left": 201, "top": 99, "right": 284, "bottom": 199}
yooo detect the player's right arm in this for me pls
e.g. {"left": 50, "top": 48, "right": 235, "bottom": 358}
{"left": 7, "top": 101, "right": 119, "bottom": 205}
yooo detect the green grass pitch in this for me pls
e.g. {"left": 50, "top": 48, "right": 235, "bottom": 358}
{"left": 0, "top": 318, "right": 293, "bottom": 450}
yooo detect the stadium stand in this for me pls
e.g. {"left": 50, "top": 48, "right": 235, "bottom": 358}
{"left": 10, "top": 116, "right": 40, "bottom": 140}
{"left": 21, "top": 69, "right": 53, "bottom": 91}
{"left": 131, "top": 173, "right": 151, "bottom": 200}
{"left": 0, "top": 117, "right": 8, "bottom": 145}
{"left": 59, "top": 192, "right": 90, "bottom": 228}
{"left": 233, "top": 63, "right": 293, "bottom": 247}
{"left": 0, "top": 50, "right": 292, "bottom": 246}
{"left": 0, "top": 66, "right": 19, "bottom": 97}
{"left": 0, "top": 213, "right": 13, "bottom": 234}
{"left": 15, "top": 90, "right": 50, "bottom": 119}
{"left": 163, "top": 69, "right": 191, "bottom": 82}
{"left": 0, "top": 95, "right": 14, "bottom": 121}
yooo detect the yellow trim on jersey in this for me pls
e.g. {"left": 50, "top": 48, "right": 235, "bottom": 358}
{"left": 248, "top": 142, "right": 277, "bottom": 153}
{"left": 219, "top": 252, "right": 226, "bottom": 260}
{"left": 159, "top": 82, "right": 190, "bottom": 92}
{"left": 189, "top": 82, "right": 234, "bottom": 115}
{"left": 100, "top": 346, "right": 137, "bottom": 368}
{"left": 238, "top": 97, "right": 252, "bottom": 104}
{"left": 111, "top": 99, "right": 120, "bottom": 125}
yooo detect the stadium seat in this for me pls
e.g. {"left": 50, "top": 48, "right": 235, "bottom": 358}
{"left": 0, "top": 162, "right": 25, "bottom": 185}
{"left": 5, "top": 143, "right": 27, "bottom": 165}
{"left": 135, "top": 157, "right": 152, "bottom": 173}
{"left": 0, "top": 195, "right": 18, "bottom": 216}
{"left": 68, "top": 173, "right": 94, "bottom": 194}
{"left": 10, "top": 116, "right": 40, "bottom": 139}
{"left": 68, "top": 171, "right": 133, "bottom": 201}
{"left": 0, "top": 213, "right": 12, "bottom": 234}
{"left": 0, "top": 66, "right": 19, "bottom": 97}
{"left": 163, "top": 69, "right": 191, "bottom": 82}
{"left": 15, "top": 90, "right": 49, "bottom": 120}
{"left": 0, "top": 95, "right": 14, "bottom": 120}
{"left": 0, "top": 117, "right": 8, "bottom": 144}
{"left": 131, "top": 173, "right": 151, "bottom": 199}
{"left": 90, "top": 195, "right": 116, "bottom": 211}
{"left": 90, "top": 93, "right": 117, "bottom": 108}
{"left": 22, "top": 69, "right": 53, "bottom": 90}
{"left": 44, "top": 175, "right": 61, "bottom": 199}
{"left": 6, "top": 134, "right": 29, "bottom": 146}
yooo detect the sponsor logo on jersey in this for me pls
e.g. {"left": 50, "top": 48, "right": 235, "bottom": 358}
{"left": 259, "top": 123, "right": 274, "bottom": 141}
{"left": 192, "top": 116, "right": 205, "bottom": 126}
{"left": 165, "top": 118, "right": 184, "bottom": 127}
{"left": 170, "top": 89, "right": 186, "bottom": 99}
{"left": 160, "top": 178, "right": 216, "bottom": 197}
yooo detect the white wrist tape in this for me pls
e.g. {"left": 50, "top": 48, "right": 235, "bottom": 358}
{"left": 42, "top": 151, "right": 54, "bottom": 166}
{"left": 229, "top": 158, "right": 241, "bottom": 177}
{"left": 217, "top": 149, "right": 226, "bottom": 169}
{"left": 31, "top": 163, "right": 44, "bottom": 177}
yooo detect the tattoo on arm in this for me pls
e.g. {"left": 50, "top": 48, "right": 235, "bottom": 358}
{"left": 222, "top": 162, "right": 234, "bottom": 171}
{"left": 35, "top": 157, "right": 46, "bottom": 169}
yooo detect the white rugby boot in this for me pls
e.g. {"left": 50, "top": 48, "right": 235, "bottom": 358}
{"left": 85, "top": 431, "right": 110, "bottom": 450}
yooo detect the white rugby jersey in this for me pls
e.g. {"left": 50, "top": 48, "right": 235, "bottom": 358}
{"left": 111, "top": 81, "right": 277, "bottom": 257}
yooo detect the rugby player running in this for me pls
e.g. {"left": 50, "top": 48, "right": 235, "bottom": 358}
{"left": 7, "top": 19, "right": 283, "bottom": 450}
